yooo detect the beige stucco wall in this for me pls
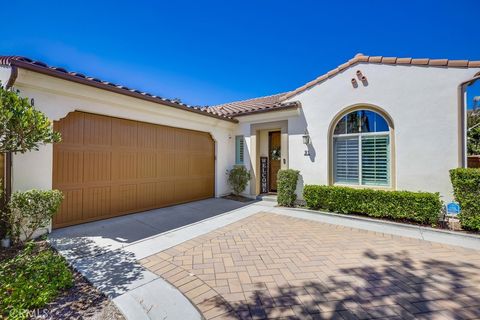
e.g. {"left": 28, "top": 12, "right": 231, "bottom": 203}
{"left": 284, "top": 63, "right": 480, "bottom": 202}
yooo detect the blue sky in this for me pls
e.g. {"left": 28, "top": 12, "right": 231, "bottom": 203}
{"left": 0, "top": 0, "right": 479, "bottom": 107}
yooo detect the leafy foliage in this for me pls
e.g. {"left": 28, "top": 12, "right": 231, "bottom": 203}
{"left": 0, "top": 242, "right": 73, "bottom": 319}
{"left": 277, "top": 169, "right": 299, "bottom": 207}
{"left": 227, "top": 165, "right": 251, "bottom": 195}
{"left": 7, "top": 190, "right": 64, "bottom": 243}
{"left": 303, "top": 185, "right": 442, "bottom": 225}
{"left": 467, "top": 110, "right": 480, "bottom": 155}
{"left": 0, "top": 85, "right": 60, "bottom": 154}
{"left": 450, "top": 168, "right": 480, "bottom": 231}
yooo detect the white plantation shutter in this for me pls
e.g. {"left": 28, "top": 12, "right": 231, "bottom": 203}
{"left": 334, "top": 137, "right": 359, "bottom": 184}
{"left": 361, "top": 135, "right": 389, "bottom": 186}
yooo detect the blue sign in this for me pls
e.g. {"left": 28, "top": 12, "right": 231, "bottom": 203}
{"left": 446, "top": 202, "right": 460, "bottom": 215}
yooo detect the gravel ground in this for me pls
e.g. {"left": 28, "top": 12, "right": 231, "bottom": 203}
{"left": 36, "top": 268, "right": 125, "bottom": 320}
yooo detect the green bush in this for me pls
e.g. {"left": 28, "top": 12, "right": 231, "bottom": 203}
{"left": 227, "top": 165, "right": 251, "bottom": 195}
{"left": 303, "top": 185, "right": 442, "bottom": 225}
{"left": 277, "top": 169, "right": 299, "bottom": 207}
{"left": 8, "top": 189, "right": 64, "bottom": 243}
{"left": 450, "top": 168, "right": 480, "bottom": 231}
{"left": 0, "top": 242, "right": 73, "bottom": 319}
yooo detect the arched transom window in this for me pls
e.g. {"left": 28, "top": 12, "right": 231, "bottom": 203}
{"left": 333, "top": 110, "right": 390, "bottom": 186}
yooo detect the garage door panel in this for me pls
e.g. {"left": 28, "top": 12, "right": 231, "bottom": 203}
{"left": 175, "top": 129, "right": 190, "bottom": 150}
{"left": 174, "top": 179, "right": 193, "bottom": 203}
{"left": 112, "top": 184, "right": 137, "bottom": 214}
{"left": 83, "top": 186, "right": 111, "bottom": 219}
{"left": 137, "top": 151, "right": 156, "bottom": 178}
{"left": 157, "top": 151, "right": 175, "bottom": 177}
{"left": 137, "top": 182, "right": 156, "bottom": 209}
{"left": 174, "top": 153, "right": 190, "bottom": 177}
{"left": 53, "top": 111, "right": 214, "bottom": 228}
{"left": 84, "top": 113, "right": 111, "bottom": 146}
{"left": 156, "top": 181, "right": 175, "bottom": 206}
{"left": 53, "top": 149, "right": 84, "bottom": 187}
{"left": 190, "top": 154, "right": 214, "bottom": 176}
{"left": 112, "top": 118, "right": 137, "bottom": 147}
{"left": 55, "top": 112, "right": 84, "bottom": 145}
{"left": 111, "top": 151, "right": 137, "bottom": 181}
{"left": 83, "top": 150, "right": 111, "bottom": 183}
{"left": 138, "top": 122, "right": 157, "bottom": 149}
{"left": 54, "top": 188, "right": 83, "bottom": 226}
{"left": 156, "top": 126, "right": 175, "bottom": 150}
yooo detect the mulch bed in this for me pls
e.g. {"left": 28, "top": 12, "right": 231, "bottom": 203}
{"left": 222, "top": 194, "right": 255, "bottom": 203}
{"left": 38, "top": 269, "right": 125, "bottom": 320}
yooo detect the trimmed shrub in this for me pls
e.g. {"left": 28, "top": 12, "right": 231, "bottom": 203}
{"left": 0, "top": 242, "right": 73, "bottom": 319}
{"left": 227, "top": 165, "right": 251, "bottom": 195}
{"left": 277, "top": 169, "right": 299, "bottom": 207}
{"left": 8, "top": 189, "right": 64, "bottom": 243}
{"left": 303, "top": 185, "right": 442, "bottom": 225}
{"left": 450, "top": 168, "right": 480, "bottom": 231}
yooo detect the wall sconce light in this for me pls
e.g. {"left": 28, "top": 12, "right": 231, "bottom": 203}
{"left": 302, "top": 130, "right": 310, "bottom": 156}
{"left": 302, "top": 131, "right": 310, "bottom": 145}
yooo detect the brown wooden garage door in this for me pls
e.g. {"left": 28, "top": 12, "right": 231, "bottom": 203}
{"left": 52, "top": 111, "right": 215, "bottom": 228}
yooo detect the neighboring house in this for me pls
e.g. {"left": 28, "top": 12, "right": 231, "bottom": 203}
{"left": 0, "top": 54, "right": 479, "bottom": 228}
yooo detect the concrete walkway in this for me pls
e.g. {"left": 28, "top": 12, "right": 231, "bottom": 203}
{"left": 49, "top": 198, "right": 262, "bottom": 319}
{"left": 49, "top": 198, "right": 480, "bottom": 319}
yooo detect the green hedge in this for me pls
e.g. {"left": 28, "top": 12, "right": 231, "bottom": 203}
{"left": 450, "top": 168, "right": 480, "bottom": 231}
{"left": 277, "top": 169, "right": 299, "bottom": 207}
{"left": 303, "top": 185, "right": 442, "bottom": 225}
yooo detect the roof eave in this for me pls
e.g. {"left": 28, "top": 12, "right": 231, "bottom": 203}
{"left": 8, "top": 59, "right": 238, "bottom": 123}
{"left": 231, "top": 101, "right": 301, "bottom": 117}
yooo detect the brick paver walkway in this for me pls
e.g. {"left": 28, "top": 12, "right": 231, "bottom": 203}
{"left": 140, "top": 212, "right": 480, "bottom": 319}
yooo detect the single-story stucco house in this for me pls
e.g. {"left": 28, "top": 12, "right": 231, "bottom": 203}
{"left": 0, "top": 54, "right": 479, "bottom": 228}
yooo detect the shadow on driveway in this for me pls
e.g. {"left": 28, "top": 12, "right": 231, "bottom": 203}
{"left": 51, "top": 198, "right": 250, "bottom": 246}
{"left": 209, "top": 250, "right": 480, "bottom": 319}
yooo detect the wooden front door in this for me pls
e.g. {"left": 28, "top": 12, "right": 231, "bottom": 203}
{"left": 269, "top": 131, "right": 281, "bottom": 192}
{"left": 52, "top": 111, "right": 215, "bottom": 228}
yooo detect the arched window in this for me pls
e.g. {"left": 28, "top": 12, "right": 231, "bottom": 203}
{"left": 333, "top": 109, "right": 391, "bottom": 186}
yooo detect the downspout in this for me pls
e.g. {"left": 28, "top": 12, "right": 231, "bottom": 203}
{"left": 458, "top": 72, "right": 480, "bottom": 168}
{"left": 3, "top": 65, "right": 18, "bottom": 203}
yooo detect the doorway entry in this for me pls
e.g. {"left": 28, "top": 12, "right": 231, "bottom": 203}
{"left": 269, "top": 131, "right": 281, "bottom": 192}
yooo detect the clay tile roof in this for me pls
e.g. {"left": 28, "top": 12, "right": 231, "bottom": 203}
{"left": 2, "top": 53, "right": 479, "bottom": 119}
{"left": 204, "top": 92, "right": 301, "bottom": 117}
{"left": 280, "top": 53, "right": 480, "bottom": 101}
{"left": 0, "top": 55, "right": 237, "bottom": 123}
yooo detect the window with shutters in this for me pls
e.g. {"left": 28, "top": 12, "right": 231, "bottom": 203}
{"left": 333, "top": 110, "right": 390, "bottom": 186}
{"left": 235, "top": 135, "right": 245, "bottom": 165}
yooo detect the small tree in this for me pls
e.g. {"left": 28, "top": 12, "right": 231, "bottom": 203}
{"left": 0, "top": 85, "right": 60, "bottom": 153}
{"left": 0, "top": 85, "right": 61, "bottom": 240}
{"left": 227, "top": 165, "right": 251, "bottom": 196}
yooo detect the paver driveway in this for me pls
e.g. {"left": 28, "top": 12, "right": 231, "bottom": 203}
{"left": 141, "top": 212, "right": 480, "bottom": 319}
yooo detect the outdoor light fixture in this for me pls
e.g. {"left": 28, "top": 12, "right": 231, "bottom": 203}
{"left": 302, "top": 131, "right": 310, "bottom": 156}
{"left": 302, "top": 131, "right": 310, "bottom": 145}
